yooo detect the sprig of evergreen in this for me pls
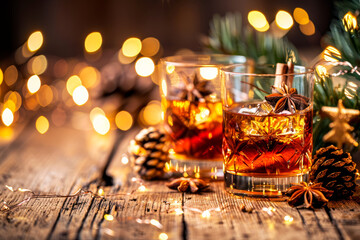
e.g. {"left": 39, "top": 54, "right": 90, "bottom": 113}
{"left": 203, "top": 12, "right": 301, "bottom": 65}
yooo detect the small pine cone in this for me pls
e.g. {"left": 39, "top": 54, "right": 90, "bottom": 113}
{"left": 129, "top": 127, "right": 169, "bottom": 180}
{"left": 310, "top": 145, "right": 358, "bottom": 199}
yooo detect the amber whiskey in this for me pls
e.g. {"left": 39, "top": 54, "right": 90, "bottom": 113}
{"left": 223, "top": 102, "right": 313, "bottom": 177}
{"left": 162, "top": 98, "right": 223, "bottom": 160}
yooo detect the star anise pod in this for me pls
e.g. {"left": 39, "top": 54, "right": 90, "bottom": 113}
{"left": 172, "top": 73, "right": 214, "bottom": 102}
{"left": 166, "top": 177, "right": 210, "bottom": 193}
{"left": 286, "top": 182, "right": 333, "bottom": 209}
{"left": 265, "top": 83, "right": 309, "bottom": 113}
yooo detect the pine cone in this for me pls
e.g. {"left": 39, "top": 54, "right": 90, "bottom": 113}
{"left": 310, "top": 145, "right": 358, "bottom": 199}
{"left": 129, "top": 127, "right": 169, "bottom": 180}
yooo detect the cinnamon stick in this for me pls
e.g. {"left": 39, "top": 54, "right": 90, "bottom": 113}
{"left": 273, "top": 63, "right": 288, "bottom": 92}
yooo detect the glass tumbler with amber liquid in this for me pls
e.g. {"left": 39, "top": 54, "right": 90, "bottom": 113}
{"left": 160, "top": 55, "right": 246, "bottom": 179}
{"left": 221, "top": 63, "right": 314, "bottom": 196}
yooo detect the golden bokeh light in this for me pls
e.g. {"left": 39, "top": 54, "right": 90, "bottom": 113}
{"left": 4, "top": 65, "right": 18, "bottom": 86}
{"left": 1, "top": 108, "right": 14, "bottom": 127}
{"left": 117, "top": 49, "right": 137, "bottom": 64}
{"left": 323, "top": 46, "right": 341, "bottom": 62}
{"left": 248, "top": 11, "right": 269, "bottom": 32}
{"left": 66, "top": 75, "right": 82, "bottom": 96}
{"left": 142, "top": 101, "right": 162, "bottom": 125}
{"left": 84, "top": 32, "right": 103, "bottom": 53}
{"left": 135, "top": 57, "right": 155, "bottom": 77}
{"left": 343, "top": 11, "right": 358, "bottom": 32}
{"left": 316, "top": 65, "right": 328, "bottom": 78}
{"left": 293, "top": 8, "right": 309, "bottom": 25}
{"left": 27, "top": 75, "right": 41, "bottom": 94}
{"left": 122, "top": 37, "right": 142, "bottom": 57}
{"left": 159, "top": 233, "right": 168, "bottom": 240}
{"left": 92, "top": 114, "right": 110, "bottom": 135}
{"left": 29, "top": 55, "right": 48, "bottom": 75}
{"left": 299, "top": 20, "right": 315, "bottom": 36}
{"left": 3, "top": 100, "right": 16, "bottom": 113}
{"left": 0, "top": 68, "right": 3, "bottom": 85}
{"left": 79, "top": 66, "right": 100, "bottom": 88}
{"left": 275, "top": 10, "right": 294, "bottom": 30}
{"left": 199, "top": 67, "right": 218, "bottom": 80}
{"left": 115, "top": 111, "right": 133, "bottom": 131}
{"left": 72, "top": 86, "right": 89, "bottom": 106}
{"left": 27, "top": 31, "right": 44, "bottom": 52}
{"left": 36, "top": 116, "right": 49, "bottom": 134}
{"left": 166, "top": 65, "right": 175, "bottom": 74}
{"left": 90, "top": 107, "right": 105, "bottom": 122}
{"left": 4, "top": 91, "right": 22, "bottom": 111}
{"left": 36, "top": 85, "right": 53, "bottom": 107}
{"left": 141, "top": 37, "right": 160, "bottom": 57}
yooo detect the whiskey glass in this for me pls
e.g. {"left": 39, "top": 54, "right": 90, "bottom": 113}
{"left": 160, "top": 54, "right": 246, "bottom": 179}
{"left": 221, "top": 64, "right": 314, "bottom": 196}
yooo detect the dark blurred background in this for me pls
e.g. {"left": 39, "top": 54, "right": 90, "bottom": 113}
{"left": 1, "top": 0, "right": 333, "bottom": 59}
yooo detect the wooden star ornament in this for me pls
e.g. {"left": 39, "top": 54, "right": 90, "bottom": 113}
{"left": 321, "top": 100, "right": 360, "bottom": 148}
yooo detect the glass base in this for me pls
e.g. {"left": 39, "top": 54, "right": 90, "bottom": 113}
{"left": 224, "top": 170, "right": 309, "bottom": 198}
{"left": 169, "top": 154, "right": 223, "bottom": 180}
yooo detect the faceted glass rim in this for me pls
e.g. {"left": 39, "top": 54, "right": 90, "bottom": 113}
{"left": 161, "top": 54, "right": 247, "bottom": 67}
{"left": 220, "top": 63, "right": 314, "bottom": 76}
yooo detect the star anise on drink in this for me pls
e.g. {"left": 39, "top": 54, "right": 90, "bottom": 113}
{"left": 265, "top": 83, "right": 309, "bottom": 113}
{"left": 285, "top": 182, "right": 333, "bottom": 209}
{"left": 166, "top": 177, "right": 210, "bottom": 193}
{"left": 172, "top": 73, "right": 214, "bottom": 102}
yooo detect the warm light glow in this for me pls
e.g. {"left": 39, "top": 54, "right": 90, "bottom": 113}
{"left": 79, "top": 66, "right": 100, "bottom": 88}
{"left": 161, "top": 79, "right": 168, "bottom": 97}
{"left": 143, "top": 101, "right": 162, "bottom": 125}
{"left": 66, "top": 75, "right": 82, "bottom": 96}
{"left": 27, "top": 31, "right": 44, "bottom": 52}
{"left": 121, "top": 155, "right": 129, "bottom": 164}
{"left": 30, "top": 55, "right": 48, "bottom": 75}
{"left": 36, "top": 85, "right": 53, "bottom": 107}
{"left": 104, "top": 214, "right": 114, "bottom": 221}
{"left": 122, "top": 37, "right": 142, "bottom": 57}
{"left": 202, "top": 210, "right": 211, "bottom": 218}
{"left": 27, "top": 75, "right": 41, "bottom": 94}
{"left": 199, "top": 67, "right": 218, "bottom": 80}
{"left": 248, "top": 11, "right": 269, "bottom": 32}
{"left": 343, "top": 12, "right": 358, "bottom": 32}
{"left": 316, "top": 65, "right": 328, "bottom": 78}
{"left": 135, "top": 57, "right": 155, "bottom": 77}
{"left": 4, "top": 91, "right": 22, "bottom": 111}
{"left": 92, "top": 114, "right": 110, "bottom": 135}
{"left": 0, "top": 68, "right": 3, "bottom": 85}
{"left": 323, "top": 46, "right": 341, "bottom": 62}
{"left": 159, "top": 233, "right": 168, "bottom": 240}
{"left": 117, "top": 49, "right": 137, "bottom": 64}
{"left": 293, "top": 8, "right": 309, "bottom": 25}
{"left": 275, "top": 10, "right": 294, "bottom": 30}
{"left": 115, "top": 111, "right": 133, "bottom": 131}
{"left": 90, "top": 107, "right": 105, "bottom": 122}
{"left": 72, "top": 86, "right": 89, "bottom": 106}
{"left": 138, "top": 185, "right": 146, "bottom": 192}
{"left": 166, "top": 65, "right": 175, "bottom": 74}
{"left": 141, "top": 37, "right": 160, "bottom": 57}
{"left": 299, "top": 20, "right": 315, "bottom": 36}
{"left": 1, "top": 108, "right": 14, "bottom": 127}
{"left": 284, "top": 215, "right": 294, "bottom": 224}
{"left": 84, "top": 32, "right": 102, "bottom": 53}
{"left": 36, "top": 116, "right": 49, "bottom": 134}
{"left": 4, "top": 65, "right": 18, "bottom": 86}
{"left": 174, "top": 208, "right": 184, "bottom": 215}
{"left": 98, "top": 188, "right": 104, "bottom": 196}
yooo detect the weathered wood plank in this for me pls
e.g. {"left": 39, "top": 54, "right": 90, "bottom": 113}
{"left": 0, "top": 124, "right": 115, "bottom": 239}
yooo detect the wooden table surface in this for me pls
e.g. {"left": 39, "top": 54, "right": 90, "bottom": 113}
{"left": 0, "top": 121, "right": 360, "bottom": 240}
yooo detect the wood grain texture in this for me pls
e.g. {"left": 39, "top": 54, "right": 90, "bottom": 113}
{"left": 0, "top": 124, "right": 360, "bottom": 240}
